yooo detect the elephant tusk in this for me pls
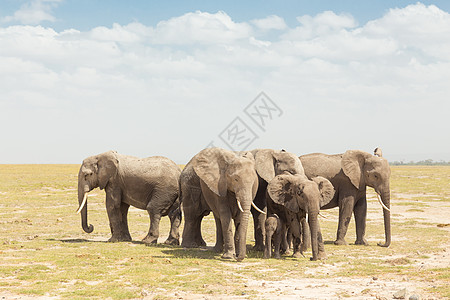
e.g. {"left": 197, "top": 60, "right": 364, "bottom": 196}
{"left": 76, "top": 193, "right": 88, "bottom": 214}
{"left": 251, "top": 201, "right": 266, "bottom": 215}
{"left": 376, "top": 193, "right": 390, "bottom": 212}
{"left": 318, "top": 212, "right": 328, "bottom": 219}
{"left": 237, "top": 200, "right": 244, "bottom": 213}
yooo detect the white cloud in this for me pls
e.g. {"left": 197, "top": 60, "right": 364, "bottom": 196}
{"left": 151, "top": 11, "right": 252, "bottom": 44}
{"left": 1, "top": 5, "right": 450, "bottom": 163}
{"left": 2, "top": 0, "right": 62, "bottom": 25}
{"left": 251, "top": 15, "right": 287, "bottom": 30}
{"left": 282, "top": 10, "right": 357, "bottom": 40}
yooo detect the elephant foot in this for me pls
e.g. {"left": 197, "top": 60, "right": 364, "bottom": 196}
{"left": 221, "top": 251, "right": 235, "bottom": 260}
{"left": 334, "top": 239, "right": 348, "bottom": 246}
{"left": 377, "top": 241, "right": 391, "bottom": 247}
{"left": 292, "top": 251, "right": 305, "bottom": 259}
{"left": 213, "top": 244, "right": 224, "bottom": 253}
{"left": 283, "top": 248, "right": 293, "bottom": 256}
{"left": 108, "top": 234, "right": 132, "bottom": 243}
{"left": 253, "top": 243, "right": 264, "bottom": 252}
{"left": 317, "top": 251, "right": 327, "bottom": 260}
{"left": 164, "top": 237, "right": 180, "bottom": 246}
{"left": 142, "top": 235, "right": 158, "bottom": 245}
{"left": 181, "top": 241, "right": 198, "bottom": 248}
{"left": 274, "top": 252, "right": 281, "bottom": 259}
{"left": 355, "top": 238, "right": 369, "bottom": 246}
{"left": 236, "top": 255, "right": 246, "bottom": 262}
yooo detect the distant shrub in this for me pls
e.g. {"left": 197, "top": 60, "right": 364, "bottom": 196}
{"left": 390, "top": 159, "right": 450, "bottom": 166}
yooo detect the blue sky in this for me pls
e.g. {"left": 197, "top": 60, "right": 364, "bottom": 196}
{"left": 1, "top": 1, "right": 450, "bottom": 163}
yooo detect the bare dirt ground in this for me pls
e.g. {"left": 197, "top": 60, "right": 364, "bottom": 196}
{"left": 2, "top": 202, "right": 448, "bottom": 300}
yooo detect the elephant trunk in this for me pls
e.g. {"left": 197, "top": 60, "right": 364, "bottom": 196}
{"left": 308, "top": 210, "right": 319, "bottom": 261}
{"left": 236, "top": 197, "right": 251, "bottom": 262}
{"left": 378, "top": 190, "right": 391, "bottom": 247}
{"left": 78, "top": 178, "right": 94, "bottom": 233}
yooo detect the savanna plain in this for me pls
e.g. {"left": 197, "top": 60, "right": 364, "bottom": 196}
{"left": 0, "top": 164, "right": 449, "bottom": 299}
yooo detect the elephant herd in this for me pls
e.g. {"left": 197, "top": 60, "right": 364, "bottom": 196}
{"left": 76, "top": 147, "right": 391, "bottom": 261}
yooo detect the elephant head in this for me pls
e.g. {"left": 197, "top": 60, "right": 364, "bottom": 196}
{"left": 76, "top": 151, "right": 119, "bottom": 234}
{"left": 253, "top": 149, "right": 304, "bottom": 182}
{"left": 342, "top": 149, "right": 391, "bottom": 247}
{"left": 267, "top": 173, "right": 335, "bottom": 260}
{"left": 193, "top": 147, "right": 258, "bottom": 261}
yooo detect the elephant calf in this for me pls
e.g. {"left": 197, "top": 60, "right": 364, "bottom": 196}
{"left": 264, "top": 214, "right": 282, "bottom": 259}
{"left": 76, "top": 150, "right": 181, "bottom": 245}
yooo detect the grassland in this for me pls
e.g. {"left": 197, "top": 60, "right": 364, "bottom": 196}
{"left": 0, "top": 165, "right": 449, "bottom": 299}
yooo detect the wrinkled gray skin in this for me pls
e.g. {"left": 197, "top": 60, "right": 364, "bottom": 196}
{"left": 264, "top": 214, "right": 282, "bottom": 259}
{"left": 249, "top": 149, "right": 305, "bottom": 252}
{"left": 77, "top": 151, "right": 181, "bottom": 245}
{"left": 180, "top": 147, "right": 258, "bottom": 261}
{"left": 300, "top": 149, "right": 391, "bottom": 247}
{"left": 266, "top": 174, "right": 335, "bottom": 260}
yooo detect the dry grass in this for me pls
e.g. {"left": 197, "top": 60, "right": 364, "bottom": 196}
{"left": 0, "top": 165, "right": 449, "bottom": 299}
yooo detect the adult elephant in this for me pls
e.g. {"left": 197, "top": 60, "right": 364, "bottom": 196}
{"left": 180, "top": 147, "right": 258, "bottom": 261}
{"left": 265, "top": 174, "right": 335, "bottom": 260}
{"left": 76, "top": 151, "right": 181, "bottom": 245}
{"left": 300, "top": 148, "right": 391, "bottom": 247}
{"left": 249, "top": 149, "right": 305, "bottom": 251}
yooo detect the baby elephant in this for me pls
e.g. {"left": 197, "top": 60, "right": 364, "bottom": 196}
{"left": 76, "top": 150, "right": 181, "bottom": 245}
{"left": 264, "top": 214, "right": 282, "bottom": 259}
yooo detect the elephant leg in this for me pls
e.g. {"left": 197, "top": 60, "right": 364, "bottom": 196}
{"left": 218, "top": 209, "right": 235, "bottom": 259}
{"left": 273, "top": 225, "right": 282, "bottom": 259}
{"left": 120, "top": 203, "right": 132, "bottom": 241}
{"left": 144, "top": 191, "right": 176, "bottom": 245}
{"left": 143, "top": 197, "right": 164, "bottom": 244}
{"left": 195, "top": 215, "right": 207, "bottom": 247}
{"left": 354, "top": 197, "right": 369, "bottom": 246}
{"left": 106, "top": 188, "right": 128, "bottom": 242}
{"left": 143, "top": 209, "right": 161, "bottom": 244}
{"left": 300, "top": 217, "right": 310, "bottom": 253}
{"left": 264, "top": 220, "right": 273, "bottom": 258}
{"left": 335, "top": 195, "right": 355, "bottom": 245}
{"left": 181, "top": 215, "right": 206, "bottom": 248}
{"left": 290, "top": 220, "right": 303, "bottom": 258}
{"left": 285, "top": 227, "right": 293, "bottom": 255}
{"left": 280, "top": 223, "right": 289, "bottom": 255}
{"left": 252, "top": 206, "right": 267, "bottom": 252}
{"left": 213, "top": 214, "right": 224, "bottom": 253}
{"left": 165, "top": 206, "right": 181, "bottom": 245}
{"left": 317, "top": 227, "right": 326, "bottom": 260}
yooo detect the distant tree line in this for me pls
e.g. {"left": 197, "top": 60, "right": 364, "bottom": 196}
{"left": 390, "top": 159, "right": 450, "bottom": 166}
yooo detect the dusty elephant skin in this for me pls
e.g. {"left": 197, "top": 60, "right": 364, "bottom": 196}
{"left": 180, "top": 147, "right": 258, "bottom": 261}
{"left": 300, "top": 148, "right": 391, "bottom": 247}
{"left": 77, "top": 151, "right": 181, "bottom": 245}
{"left": 248, "top": 149, "right": 305, "bottom": 252}
{"left": 266, "top": 174, "right": 335, "bottom": 261}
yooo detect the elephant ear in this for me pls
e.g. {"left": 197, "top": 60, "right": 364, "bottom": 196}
{"left": 254, "top": 149, "right": 276, "bottom": 182}
{"left": 312, "top": 176, "right": 335, "bottom": 208}
{"left": 193, "top": 148, "right": 227, "bottom": 197}
{"left": 267, "top": 174, "right": 299, "bottom": 213}
{"left": 374, "top": 147, "right": 383, "bottom": 157}
{"left": 97, "top": 151, "right": 119, "bottom": 190}
{"left": 342, "top": 150, "right": 370, "bottom": 190}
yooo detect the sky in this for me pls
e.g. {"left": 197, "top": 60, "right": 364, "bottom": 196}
{"left": 1, "top": 0, "right": 450, "bottom": 164}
